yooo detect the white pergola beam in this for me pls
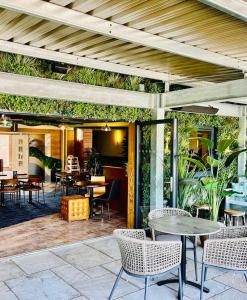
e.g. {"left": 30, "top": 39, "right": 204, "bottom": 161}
{"left": 0, "top": 0, "right": 246, "bottom": 71}
{"left": 163, "top": 78, "right": 247, "bottom": 107}
{"left": 0, "top": 40, "right": 191, "bottom": 84}
{"left": 199, "top": 0, "right": 247, "bottom": 23}
{"left": 0, "top": 72, "right": 154, "bottom": 109}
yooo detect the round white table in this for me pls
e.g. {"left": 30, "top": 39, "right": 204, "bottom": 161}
{"left": 149, "top": 215, "right": 220, "bottom": 293}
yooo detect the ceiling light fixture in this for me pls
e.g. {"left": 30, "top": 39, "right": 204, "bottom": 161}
{"left": 101, "top": 123, "right": 111, "bottom": 132}
{"left": 0, "top": 114, "right": 12, "bottom": 127}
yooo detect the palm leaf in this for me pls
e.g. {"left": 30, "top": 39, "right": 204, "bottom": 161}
{"left": 217, "top": 139, "right": 233, "bottom": 153}
{"left": 225, "top": 149, "right": 247, "bottom": 167}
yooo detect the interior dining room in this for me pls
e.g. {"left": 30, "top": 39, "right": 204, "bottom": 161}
{"left": 0, "top": 113, "right": 131, "bottom": 257}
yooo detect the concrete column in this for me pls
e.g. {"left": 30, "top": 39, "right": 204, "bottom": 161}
{"left": 150, "top": 94, "right": 165, "bottom": 210}
{"left": 238, "top": 106, "right": 247, "bottom": 176}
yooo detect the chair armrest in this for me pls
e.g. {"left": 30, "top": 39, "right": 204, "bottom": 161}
{"left": 209, "top": 226, "right": 247, "bottom": 239}
{"left": 203, "top": 237, "right": 247, "bottom": 270}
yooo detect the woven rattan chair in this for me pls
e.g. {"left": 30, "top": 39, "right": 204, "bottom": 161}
{"left": 148, "top": 208, "right": 199, "bottom": 281}
{"left": 109, "top": 229, "right": 183, "bottom": 300}
{"left": 200, "top": 226, "right": 247, "bottom": 300}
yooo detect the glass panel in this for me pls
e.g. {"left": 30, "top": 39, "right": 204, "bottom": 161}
{"left": 137, "top": 121, "right": 174, "bottom": 228}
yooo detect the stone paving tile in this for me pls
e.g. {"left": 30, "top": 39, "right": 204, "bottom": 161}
{"left": 209, "top": 288, "right": 247, "bottom": 300}
{"left": 168, "top": 278, "right": 230, "bottom": 299}
{"left": 71, "top": 273, "right": 138, "bottom": 300}
{"left": 0, "top": 234, "right": 246, "bottom": 300}
{"left": 214, "top": 271, "right": 247, "bottom": 293}
{"left": 83, "top": 265, "right": 111, "bottom": 278}
{"left": 51, "top": 264, "right": 90, "bottom": 287}
{"left": 12, "top": 250, "right": 66, "bottom": 274}
{"left": 52, "top": 243, "right": 114, "bottom": 270}
{"left": 119, "top": 284, "right": 191, "bottom": 300}
{"left": 5, "top": 270, "right": 80, "bottom": 300}
{"left": 0, "top": 281, "right": 18, "bottom": 300}
{"left": 85, "top": 236, "right": 121, "bottom": 260}
{"left": 0, "top": 260, "right": 24, "bottom": 281}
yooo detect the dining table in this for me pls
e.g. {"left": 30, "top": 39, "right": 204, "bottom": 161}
{"left": 149, "top": 215, "right": 220, "bottom": 293}
{"left": 73, "top": 180, "right": 109, "bottom": 218}
{"left": 55, "top": 171, "right": 73, "bottom": 196}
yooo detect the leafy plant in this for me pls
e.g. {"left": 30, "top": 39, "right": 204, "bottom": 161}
{"left": 29, "top": 146, "right": 61, "bottom": 171}
{"left": 178, "top": 155, "right": 204, "bottom": 210}
{"left": 86, "top": 148, "right": 102, "bottom": 176}
{"left": 187, "top": 137, "right": 242, "bottom": 221}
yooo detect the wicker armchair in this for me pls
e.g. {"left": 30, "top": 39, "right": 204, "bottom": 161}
{"left": 200, "top": 226, "right": 247, "bottom": 300}
{"left": 148, "top": 208, "right": 199, "bottom": 281}
{"left": 109, "top": 229, "right": 182, "bottom": 300}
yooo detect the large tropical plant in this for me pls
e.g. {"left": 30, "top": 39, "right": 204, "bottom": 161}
{"left": 178, "top": 155, "right": 204, "bottom": 210}
{"left": 189, "top": 137, "right": 245, "bottom": 222}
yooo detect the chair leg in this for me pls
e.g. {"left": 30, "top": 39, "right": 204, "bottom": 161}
{"left": 200, "top": 264, "right": 206, "bottom": 300}
{"left": 204, "top": 266, "right": 208, "bottom": 282}
{"left": 178, "top": 265, "right": 183, "bottom": 300}
{"left": 151, "top": 229, "right": 156, "bottom": 241}
{"left": 107, "top": 202, "right": 110, "bottom": 220}
{"left": 144, "top": 276, "right": 149, "bottom": 300}
{"left": 244, "top": 271, "right": 247, "bottom": 282}
{"left": 109, "top": 267, "right": 123, "bottom": 300}
{"left": 193, "top": 244, "right": 198, "bottom": 281}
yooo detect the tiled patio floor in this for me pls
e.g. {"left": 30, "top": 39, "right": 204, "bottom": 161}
{"left": 0, "top": 235, "right": 246, "bottom": 300}
{"left": 0, "top": 183, "right": 126, "bottom": 258}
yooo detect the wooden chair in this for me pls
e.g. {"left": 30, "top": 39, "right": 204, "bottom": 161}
{"left": 21, "top": 177, "right": 45, "bottom": 204}
{"left": 91, "top": 180, "right": 120, "bottom": 220}
{"left": 0, "top": 178, "right": 20, "bottom": 206}
{"left": 90, "top": 175, "right": 106, "bottom": 197}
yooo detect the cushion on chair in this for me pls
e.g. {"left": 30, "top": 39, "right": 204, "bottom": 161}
{"left": 156, "top": 234, "right": 194, "bottom": 247}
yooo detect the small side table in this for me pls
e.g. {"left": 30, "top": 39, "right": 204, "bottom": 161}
{"left": 224, "top": 209, "right": 245, "bottom": 226}
{"left": 60, "top": 195, "right": 89, "bottom": 222}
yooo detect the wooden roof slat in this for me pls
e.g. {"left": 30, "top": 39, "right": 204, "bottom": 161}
{"left": 72, "top": 0, "right": 110, "bottom": 13}
{"left": 64, "top": 35, "right": 110, "bottom": 54}
{"left": 110, "top": 0, "right": 172, "bottom": 24}
{"left": 128, "top": 1, "right": 197, "bottom": 30}
{"left": 13, "top": 20, "right": 61, "bottom": 44}
{"left": 0, "top": 15, "right": 41, "bottom": 41}
{"left": 91, "top": 0, "right": 142, "bottom": 19}
{"left": 30, "top": 25, "right": 77, "bottom": 48}
{"left": 45, "top": 30, "right": 93, "bottom": 51}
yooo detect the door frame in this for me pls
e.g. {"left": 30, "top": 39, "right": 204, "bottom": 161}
{"left": 134, "top": 118, "right": 178, "bottom": 228}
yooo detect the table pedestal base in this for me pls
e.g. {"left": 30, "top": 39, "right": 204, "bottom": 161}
{"left": 157, "top": 279, "right": 209, "bottom": 293}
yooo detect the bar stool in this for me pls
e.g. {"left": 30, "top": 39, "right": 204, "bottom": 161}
{"left": 195, "top": 204, "right": 210, "bottom": 218}
{"left": 224, "top": 209, "right": 246, "bottom": 226}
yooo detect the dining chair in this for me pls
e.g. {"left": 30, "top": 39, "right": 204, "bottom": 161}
{"left": 90, "top": 175, "right": 106, "bottom": 197}
{"left": 200, "top": 226, "right": 247, "bottom": 300}
{"left": 0, "top": 178, "right": 20, "bottom": 206}
{"left": 148, "top": 208, "right": 199, "bottom": 281}
{"left": 21, "top": 177, "right": 45, "bottom": 204}
{"left": 109, "top": 229, "right": 183, "bottom": 300}
{"left": 91, "top": 180, "right": 120, "bottom": 220}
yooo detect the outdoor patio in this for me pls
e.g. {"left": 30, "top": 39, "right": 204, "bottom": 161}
{"left": 0, "top": 235, "right": 246, "bottom": 300}
{"left": 0, "top": 1, "right": 246, "bottom": 299}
